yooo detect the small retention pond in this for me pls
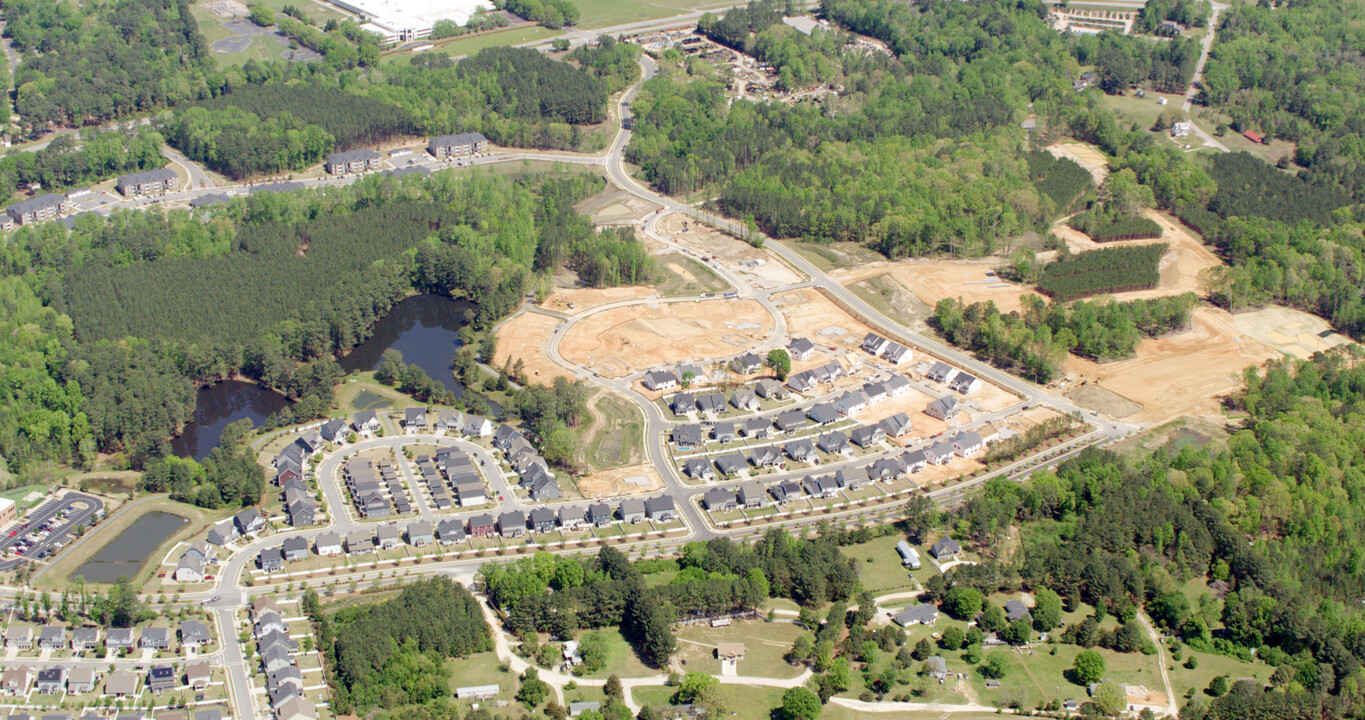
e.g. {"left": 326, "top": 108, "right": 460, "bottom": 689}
{"left": 72, "top": 511, "right": 189, "bottom": 584}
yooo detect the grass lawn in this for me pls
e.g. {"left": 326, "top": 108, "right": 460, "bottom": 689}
{"left": 960, "top": 642, "right": 1165, "bottom": 710}
{"left": 838, "top": 535, "right": 921, "bottom": 595}
{"left": 1166, "top": 645, "right": 1272, "bottom": 700}
{"left": 0, "top": 484, "right": 54, "bottom": 511}
{"left": 654, "top": 254, "right": 733, "bottom": 297}
{"left": 575, "top": 627, "right": 658, "bottom": 679}
{"left": 1101, "top": 90, "right": 1188, "bottom": 134}
{"left": 383, "top": 26, "right": 559, "bottom": 62}
{"left": 39, "top": 498, "right": 218, "bottom": 590}
{"left": 247, "top": 0, "right": 350, "bottom": 24}
{"left": 445, "top": 651, "right": 518, "bottom": 702}
{"left": 633, "top": 684, "right": 784, "bottom": 720}
{"left": 674, "top": 620, "right": 805, "bottom": 679}
{"left": 582, "top": 390, "right": 645, "bottom": 471}
{"left": 336, "top": 377, "right": 409, "bottom": 413}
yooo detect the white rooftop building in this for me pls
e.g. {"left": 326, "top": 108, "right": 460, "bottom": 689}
{"left": 328, "top": 0, "right": 494, "bottom": 44}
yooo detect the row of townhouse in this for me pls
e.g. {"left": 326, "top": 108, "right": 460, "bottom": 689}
{"left": 206, "top": 507, "right": 267, "bottom": 547}
{"left": 492, "top": 424, "right": 562, "bottom": 502}
{"left": 0, "top": 708, "right": 219, "bottom": 720}
{"left": 3, "top": 660, "right": 213, "bottom": 698}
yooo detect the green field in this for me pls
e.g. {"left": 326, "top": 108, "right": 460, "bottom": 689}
{"left": 575, "top": 627, "right": 658, "bottom": 679}
{"left": 634, "top": 684, "right": 784, "bottom": 720}
{"left": 445, "top": 652, "right": 518, "bottom": 704}
{"left": 838, "top": 534, "right": 930, "bottom": 595}
{"left": 383, "top": 26, "right": 559, "bottom": 62}
{"left": 0, "top": 485, "right": 52, "bottom": 511}
{"left": 653, "top": 255, "right": 732, "bottom": 297}
{"left": 673, "top": 620, "right": 805, "bottom": 679}
{"left": 583, "top": 390, "right": 645, "bottom": 470}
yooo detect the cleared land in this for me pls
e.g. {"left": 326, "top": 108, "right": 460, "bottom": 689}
{"left": 1230, "top": 305, "right": 1357, "bottom": 360}
{"left": 577, "top": 463, "right": 664, "bottom": 497}
{"left": 1063, "top": 306, "right": 1279, "bottom": 424}
{"left": 560, "top": 298, "right": 774, "bottom": 377}
{"left": 832, "top": 258, "right": 1039, "bottom": 315}
{"left": 494, "top": 311, "right": 575, "bottom": 383}
{"left": 657, "top": 213, "right": 806, "bottom": 288}
{"left": 654, "top": 255, "right": 733, "bottom": 297}
{"left": 1046, "top": 141, "right": 1110, "bottom": 185}
{"left": 774, "top": 287, "right": 877, "bottom": 349}
{"left": 847, "top": 273, "right": 932, "bottom": 333}
{"left": 541, "top": 285, "right": 659, "bottom": 316}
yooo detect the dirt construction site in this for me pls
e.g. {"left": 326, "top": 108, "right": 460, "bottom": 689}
{"left": 1051, "top": 208, "right": 1223, "bottom": 301}
{"left": 656, "top": 213, "right": 807, "bottom": 288}
{"left": 774, "top": 287, "right": 878, "bottom": 348}
{"left": 540, "top": 285, "right": 659, "bottom": 315}
{"left": 560, "top": 298, "right": 775, "bottom": 378}
{"left": 494, "top": 311, "right": 575, "bottom": 383}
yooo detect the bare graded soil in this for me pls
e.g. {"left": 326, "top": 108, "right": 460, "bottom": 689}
{"left": 560, "top": 298, "right": 774, "bottom": 377}
{"left": 494, "top": 311, "right": 575, "bottom": 383}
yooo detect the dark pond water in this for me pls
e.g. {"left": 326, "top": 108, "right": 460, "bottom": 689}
{"left": 171, "top": 380, "right": 292, "bottom": 460}
{"left": 73, "top": 511, "right": 189, "bottom": 584}
{"left": 338, "top": 294, "right": 500, "bottom": 413}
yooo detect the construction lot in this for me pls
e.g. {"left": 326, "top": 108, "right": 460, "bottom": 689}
{"left": 774, "top": 287, "right": 877, "bottom": 347}
{"left": 831, "top": 258, "right": 1038, "bottom": 314}
{"left": 560, "top": 298, "right": 775, "bottom": 377}
{"left": 494, "top": 311, "right": 575, "bottom": 383}
{"left": 657, "top": 213, "right": 806, "bottom": 288}
{"left": 540, "top": 285, "right": 659, "bottom": 315}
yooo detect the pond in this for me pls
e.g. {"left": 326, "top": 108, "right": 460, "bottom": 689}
{"left": 351, "top": 389, "right": 392, "bottom": 411}
{"left": 339, "top": 294, "right": 500, "bottom": 414}
{"left": 73, "top": 511, "right": 189, "bottom": 584}
{"left": 171, "top": 380, "right": 292, "bottom": 460}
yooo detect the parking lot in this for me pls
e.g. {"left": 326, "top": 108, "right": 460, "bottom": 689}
{"left": 0, "top": 493, "right": 104, "bottom": 571}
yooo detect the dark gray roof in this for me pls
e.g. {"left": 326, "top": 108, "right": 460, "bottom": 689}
{"left": 118, "top": 167, "right": 177, "bottom": 186}
{"left": 429, "top": 131, "right": 487, "bottom": 147}
{"left": 7, "top": 193, "right": 65, "bottom": 214}
{"left": 327, "top": 149, "right": 381, "bottom": 164}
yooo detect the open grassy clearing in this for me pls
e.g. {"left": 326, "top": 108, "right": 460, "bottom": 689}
{"left": 838, "top": 534, "right": 931, "bottom": 595}
{"left": 569, "top": 627, "right": 659, "bottom": 679}
{"left": 444, "top": 651, "right": 519, "bottom": 704}
{"left": 848, "top": 274, "right": 931, "bottom": 332}
{"left": 634, "top": 684, "right": 784, "bottom": 720}
{"left": 653, "top": 254, "right": 732, "bottom": 297}
{"left": 581, "top": 390, "right": 645, "bottom": 471}
{"left": 674, "top": 620, "right": 805, "bottom": 679}
{"left": 383, "top": 26, "right": 558, "bottom": 62}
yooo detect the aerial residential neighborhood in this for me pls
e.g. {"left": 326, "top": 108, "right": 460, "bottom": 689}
{"left": 0, "top": 0, "right": 1354, "bottom": 719}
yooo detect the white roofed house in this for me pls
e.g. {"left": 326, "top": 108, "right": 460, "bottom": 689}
{"left": 951, "top": 432, "right": 985, "bottom": 458}
{"left": 949, "top": 373, "right": 983, "bottom": 395}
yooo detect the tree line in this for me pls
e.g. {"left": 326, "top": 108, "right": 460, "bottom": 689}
{"left": 493, "top": 0, "right": 580, "bottom": 29}
{"left": 1035, "top": 244, "right": 1166, "bottom": 302}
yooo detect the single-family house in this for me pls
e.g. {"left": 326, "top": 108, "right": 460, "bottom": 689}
{"left": 587, "top": 503, "right": 614, "bottom": 528}
{"left": 643, "top": 371, "right": 677, "bottom": 391}
{"left": 949, "top": 374, "right": 983, "bottom": 395}
{"left": 892, "top": 604, "right": 938, "bottom": 627}
{"left": 808, "top": 403, "right": 839, "bottom": 425}
{"left": 926, "top": 656, "right": 950, "bottom": 680}
{"left": 498, "top": 511, "right": 527, "bottom": 538}
{"left": 737, "top": 482, "right": 766, "bottom": 508}
{"left": 817, "top": 431, "right": 851, "bottom": 456}
{"left": 835, "top": 465, "right": 870, "bottom": 490}
{"left": 787, "top": 337, "right": 816, "bottom": 361}
{"left": 862, "top": 382, "right": 888, "bottom": 405}
{"left": 803, "top": 475, "right": 840, "bottom": 499}
{"left": 316, "top": 531, "right": 343, "bottom": 557}
{"left": 529, "top": 507, "right": 557, "bottom": 534}
{"left": 712, "top": 422, "right": 737, "bottom": 443}
{"left": 71, "top": 627, "right": 100, "bottom": 652}
{"left": 704, "top": 488, "right": 738, "bottom": 512}
{"left": 436, "top": 519, "right": 466, "bottom": 545}
{"left": 276, "top": 696, "right": 318, "bottom": 720}
{"left": 850, "top": 424, "right": 886, "bottom": 447}
{"left": 786, "top": 371, "right": 817, "bottom": 394}
{"left": 671, "top": 393, "right": 697, "bottom": 415}
{"left": 730, "top": 388, "right": 760, "bottom": 412}
{"left": 259, "top": 547, "right": 285, "bottom": 574}
{"left": 731, "top": 353, "right": 763, "bottom": 374}
{"left": 785, "top": 438, "right": 817, "bottom": 463}
{"left": 35, "top": 667, "right": 65, "bottom": 695}
{"left": 743, "top": 417, "right": 772, "bottom": 439}
{"left": 861, "top": 333, "right": 890, "bottom": 355}
{"left": 345, "top": 530, "right": 375, "bottom": 554}
{"left": 646, "top": 496, "right": 676, "bottom": 522}
{"left": 281, "top": 536, "right": 309, "bottom": 562}
{"left": 673, "top": 423, "right": 704, "bottom": 448}
{"left": 407, "top": 521, "right": 434, "bottom": 547}
{"left": 67, "top": 667, "right": 96, "bottom": 693}
{"left": 834, "top": 391, "right": 868, "bottom": 416}
{"left": 924, "top": 441, "right": 956, "bottom": 465}
{"left": 930, "top": 537, "right": 961, "bottom": 560}
{"left": 714, "top": 453, "right": 749, "bottom": 477}
{"left": 882, "top": 343, "right": 912, "bottom": 365}
{"left": 901, "top": 450, "right": 928, "bottom": 474}
{"left": 749, "top": 445, "right": 780, "bottom": 468}
{"left": 376, "top": 524, "right": 402, "bottom": 550}
{"left": 260, "top": 644, "right": 294, "bottom": 675}
{"left": 403, "top": 407, "right": 427, "bottom": 430}
{"left": 879, "top": 413, "right": 913, "bottom": 438}
{"left": 186, "top": 662, "right": 211, "bottom": 691}
{"left": 569, "top": 701, "right": 601, "bottom": 718}
{"left": 106, "top": 628, "right": 135, "bottom": 651}
{"left": 149, "top": 665, "right": 176, "bottom": 694}
{"left": 463, "top": 415, "right": 494, "bottom": 438}
{"left": 104, "top": 669, "right": 138, "bottom": 698}
{"left": 4, "top": 626, "right": 32, "bottom": 650}
{"left": 869, "top": 457, "right": 901, "bottom": 481}
{"left": 1005, "top": 599, "right": 1032, "bottom": 622}
{"left": 493, "top": 424, "right": 521, "bottom": 450}
{"left": 207, "top": 519, "right": 239, "bottom": 546}
{"left": 468, "top": 514, "right": 496, "bottom": 538}
{"left": 38, "top": 625, "right": 66, "bottom": 650}
{"left": 619, "top": 499, "right": 646, "bottom": 524}
{"left": 925, "top": 362, "right": 959, "bottom": 384}
{"left": 775, "top": 410, "right": 807, "bottom": 432}
{"left": 140, "top": 627, "right": 171, "bottom": 650}
{"left": 952, "top": 432, "right": 985, "bottom": 458}
{"left": 352, "top": 411, "right": 380, "bottom": 433}
{"left": 1, "top": 666, "right": 32, "bottom": 695}
{"left": 925, "top": 396, "right": 958, "bottom": 421}
{"left": 180, "top": 620, "right": 211, "bottom": 648}
{"left": 684, "top": 458, "right": 716, "bottom": 481}
{"left": 753, "top": 378, "right": 788, "bottom": 399}
{"left": 696, "top": 393, "right": 726, "bottom": 416}
{"left": 287, "top": 499, "right": 315, "bottom": 528}
{"left": 235, "top": 508, "right": 266, "bottom": 535}
{"left": 885, "top": 375, "right": 912, "bottom": 398}
{"left": 319, "top": 418, "right": 348, "bottom": 442}
{"left": 558, "top": 505, "right": 587, "bottom": 531}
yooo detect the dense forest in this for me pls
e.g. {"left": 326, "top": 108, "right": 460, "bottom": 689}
{"left": 494, "top": 0, "right": 581, "bottom": 29}
{"left": 955, "top": 352, "right": 1365, "bottom": 719}
{"left": 0, "top": 168, "right": 612, "bottom": 474}
{"left": 933, "top": 292, "right": 1196, "bottom": 381}
{"left": 0, "top": 129, "right": 167, "bottom": 202}
{"left": 1206, "top": 152, "right": 1350, "bottom": 227}
{"left": 308, "top": 577, "right": 492, "bottom": 713}
{"left": 6, "top": 0, "right": 214, "bottom": 132}
{"left": 1035, "top": 244, "right": 1166, "bottom": 302}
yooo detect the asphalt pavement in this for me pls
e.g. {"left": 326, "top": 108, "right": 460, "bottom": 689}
{"left": 0, "top": 493, "right": 104, "bottom": 572}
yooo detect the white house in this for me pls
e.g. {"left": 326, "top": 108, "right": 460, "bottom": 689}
{"left": 949, "top": 373, "right": 983, "bottom": 395}
{"left": 951, "top": 432, "right": 985, "bottom": 458}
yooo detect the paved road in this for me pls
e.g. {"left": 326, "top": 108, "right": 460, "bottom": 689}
{"left": 0, "top": 493, "right": 104, "bottom": 572}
